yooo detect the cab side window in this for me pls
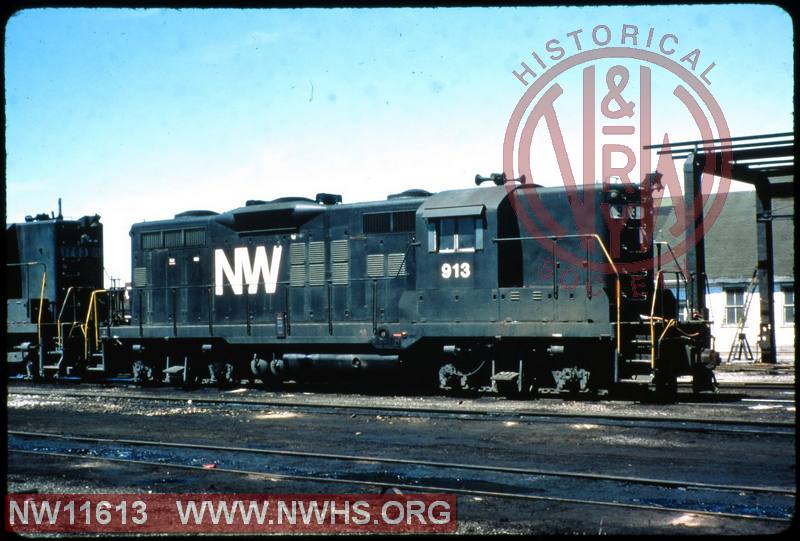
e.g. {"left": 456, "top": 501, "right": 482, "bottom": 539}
{"left": 456, "top": 218, "right": 475, "bottom": 250}
{"left": 429, "top": 217, "right": 482, "bottom": 253}
{"left": 439, "top": 219, "right": 456, "bottom": 252}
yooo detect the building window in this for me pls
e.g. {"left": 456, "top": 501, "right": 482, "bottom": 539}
{"left": 436, "top": 218, "right": 477, "bottom": 253}
{"left": 724, "top": 288, "right": 745, "bottom": 325}
{"left": 784, "top": 287, "right": 794, "bottom": 324}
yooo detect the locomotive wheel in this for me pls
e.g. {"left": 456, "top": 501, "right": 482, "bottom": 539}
{"left": 495, "top": 379, "right": 538, "bottom": 400}
{"left": 494, "top": 379, "right": 519, "bottom": 398}
{"left": 691, "top": 366, "right": 717, "bottom": 393}
{"left": 251, "top": 356, "right": 281, "bottom": 390}
{"left": 171, "top": 358, "right": 201, "bottom": 389}
{"left": 132, "top": 360, "right": 155, "bottom": 385}
{"left": 256, "top": 376, "right": 282, "bottom": 391}
{"left": 182, "top": 367, "right": 203, "bottom": 389}
{"left": 650, "top": 371, "right": 678, "bottom": 403}
{"left": 209, "top": 361, "right": 235, "bottom": 389}
{"left": 25, "top": 348, "right": 43, "bottom": 382}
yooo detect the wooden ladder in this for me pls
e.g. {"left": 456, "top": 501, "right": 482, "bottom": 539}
{"left": 726, "top": 268, "right": 758, "bottom": 363}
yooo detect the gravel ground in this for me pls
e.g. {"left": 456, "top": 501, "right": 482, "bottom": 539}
{"left": 5, "top": 453, "right": 793, "bottom": 535}
{"left": 6, "top": 368, "right": 796, "bottom": 535}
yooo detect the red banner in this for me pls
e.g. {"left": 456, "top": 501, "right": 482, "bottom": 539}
{"left": 6, "top": 493, "right": 457, "bottom": 533}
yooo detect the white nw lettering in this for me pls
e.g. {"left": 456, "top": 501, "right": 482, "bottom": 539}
{"left": 215, "top": 245, "right": 283, "bottom": 296}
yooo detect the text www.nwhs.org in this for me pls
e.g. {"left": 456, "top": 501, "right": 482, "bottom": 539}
{"left": 6, "top": 494, "right": 457, "bottom": 533}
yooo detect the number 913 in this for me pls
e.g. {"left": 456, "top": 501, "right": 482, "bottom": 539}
{"left": 441, "top": 262, "right": 471, "bottom": 279}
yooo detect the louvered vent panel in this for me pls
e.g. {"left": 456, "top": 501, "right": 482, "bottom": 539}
{"left": 290, "top": 265, "right": 306, "bottom": 287}
{"left": 366, "top": 254, "right": 385, "bottom": 278}
{"left": 330, "top": 240, "right": 349, "bottom": 262}
{"left": 163, "top": 230, "right": 183, "bottom": 248}
{"left": 290, "top": 243, "right": 306, "bottom": 265}
{"left": 184, "top": 229, "right": 205, "bottom": 246}
{"left": 308, "top": 264, "right": 325, "bottom": 286}
{"left": 331, "top": 262, "right": 349, "bottom": 284}
{"left": 532, "top": 290, "right": 543, "bottom": 301}
{"left": 510, "top": 290, "right": 521, "bottom": 301}
{"left": 133, "top": 267, "right": 148, "bottom": 287}
{"left": 387, "top": 253, "right": 407, "bottom": 277}
{"left": 141, "top": 232, "right": 162, "bottom": 250}
{"left": 308, "top": 241, "right": 325, "bottom": 264}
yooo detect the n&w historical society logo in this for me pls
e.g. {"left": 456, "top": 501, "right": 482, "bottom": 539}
{"left": 503, "top": 23, "right": 732, "bottom": 276}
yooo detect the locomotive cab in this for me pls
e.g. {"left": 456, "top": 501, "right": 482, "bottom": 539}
{"left": 413, "top": 178, "right": 717, "bottom": 397}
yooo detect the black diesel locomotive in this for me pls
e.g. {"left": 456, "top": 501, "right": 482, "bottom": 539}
{"left": 6, "top": 177, "right": 719, "bottom": 395}
{"left": 6, "top": 202, "right": 110, "bottom": 379}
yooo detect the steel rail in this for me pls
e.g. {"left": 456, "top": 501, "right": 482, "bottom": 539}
{"left": 8, "top": 389, "right": 794, "bottom": 436}
{"left": 9, "top": 430, "right": 795, "bottom": 497}
{"left": 8, "top": 389, "right": 795, "bottom": 435}
{"left": 680, "top": 382, "right": 795, "bottom": 389}
{"left": 8, "top": 449, "right": 791, "bottom": 523}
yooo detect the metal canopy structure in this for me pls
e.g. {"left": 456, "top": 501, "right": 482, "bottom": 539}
{"left": 645, "top": 132, "right": 794, "bottom": 364}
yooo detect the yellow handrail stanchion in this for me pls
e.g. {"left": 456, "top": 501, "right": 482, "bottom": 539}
{"left": 658, "top": 319, "right": 676, "bottom": 344}
{"left": 650, "top": 271, "right": 664, "bottom": 368}
{"left": 82, "top": 289, "right": 107, "bottom": 359}
{"left": 587, "top": 234, "right": 621, "bottom": 353}
{"left": 93, "top": 292, "right": 101, "bottom": 349}
{"left": 36, "top": 272, "right": 47, "bottom": 346}
{"left": 56, "top": 286, "right": 74, "bottom": 348}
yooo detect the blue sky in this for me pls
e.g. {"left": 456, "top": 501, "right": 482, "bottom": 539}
{"left": 5, "top": 6, "right": 793, "bottom": 282}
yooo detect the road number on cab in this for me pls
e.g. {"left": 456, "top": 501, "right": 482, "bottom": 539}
{"left": 441, "top": 262, "right": 471, "bottom": 279}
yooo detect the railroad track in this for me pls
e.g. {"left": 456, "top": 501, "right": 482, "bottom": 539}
{"left": 10, "top": 379, "right": 794, "bottom": 392}
{"left": 8, "top": 430, "right": 793, "bottom": 523}
{"left": 8, "top": 388, "right": 795, "bottom": 437}
{"left": 722, "top": 382, "right": 794, "bottom": 389}
{"left": 681, "top": 382, "right": 795, "bottom": 392}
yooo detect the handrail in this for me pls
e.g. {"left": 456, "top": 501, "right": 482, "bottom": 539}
{"left": 658, "top": 319, "right": 676, "bottom": 344}
{"left": 650, "top": 271, "right": 664, "bottom": 368}
{"left": 56, "top": 286, "right": 75, "bottom": 348}
{"left": 37, "top": 271, "right": 47, "bottom": 345}
{"left": 81, "top": 289, "right": 107, "bottom": 359}
{"left": 59, "top": 286, "right": 100, "bottom": 347}
{"left": 654, "top": 241, "right": 687, "bottom": 282}
{"left": 493, "top": 234, "right": 621, "bottom": 352}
